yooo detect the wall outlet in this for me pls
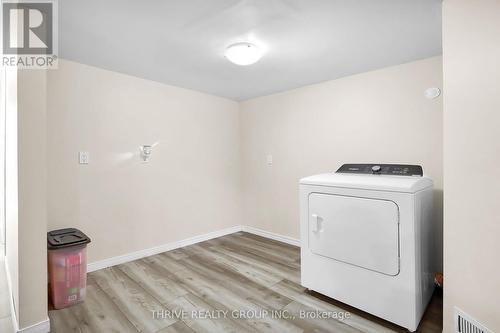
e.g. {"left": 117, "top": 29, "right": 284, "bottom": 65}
{"left": 267, "top": 154, "right": 273, "bottom": 166}
{"left": 79, "top": 152, "right": 89, "bottom": 164}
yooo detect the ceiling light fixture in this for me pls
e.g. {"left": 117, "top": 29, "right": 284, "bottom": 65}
{"left": 224, "top": 42, "right": 263, "bottom": 66}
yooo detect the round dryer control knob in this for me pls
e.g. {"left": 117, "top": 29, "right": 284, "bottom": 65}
{"left": 371, "top": 165, "right": 382, "bottom": 173}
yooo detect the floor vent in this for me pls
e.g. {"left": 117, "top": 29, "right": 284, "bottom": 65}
{"left": 455, "top": 307, "right": 493, "bottom": 333}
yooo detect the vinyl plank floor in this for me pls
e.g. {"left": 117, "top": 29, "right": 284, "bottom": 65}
{"left": 49, "top": 277, "right": 139, "bottom": 333}
{"left": 163, "top": 249, "right": 191, "bottom": 261}
{"left": 157, "top": 321, "right": 196, "bottom": 333}
{"left": 151, "top": 261, "right": 300, "bottom": 333}
{"left": 270, "top": 279, "right": 396, "bottom": 333}
{"left": 91, "top": 267, "right": 176, "bottom": 332}
{"left": 209, "top": 236, "right": 300, "bottom": 269}
{"left": 207, "top": 243, "right": 301, "bottom": 284}
{"left": 165, "top": 293, "right": 252, "bottom": 333}
{"left": 225, "top": 232, "right": 300, "bottom": 262}
{"left": 194, "top": 242, "right": 284, "bottom": 287}
{"left": 282, "top": 301, "right": 363, "bottom": 333}
{"left": 178, "top": 254, "right": 291, "bottom": 310}
{"left": 118, "top": 260, "right": 189, "bottom": 304}
{"left": 49, "top": 232, "right": 442, "bottom": 333}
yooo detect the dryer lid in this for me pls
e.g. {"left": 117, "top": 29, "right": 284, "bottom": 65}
{"left": 300, "top": 173, "right": 433, "bottom": 193}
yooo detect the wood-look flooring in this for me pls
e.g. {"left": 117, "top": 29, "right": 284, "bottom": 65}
{"left": 49, "top": 232, "right": 442, "bottom": 333}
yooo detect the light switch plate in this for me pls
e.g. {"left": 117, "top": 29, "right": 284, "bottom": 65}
{"left": 79, "top": 152, "right": 89, "bottom": 164}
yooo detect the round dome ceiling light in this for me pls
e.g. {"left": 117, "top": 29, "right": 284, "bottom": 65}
{"left": 224, "top": 42, "right": 263, "bottom": 66}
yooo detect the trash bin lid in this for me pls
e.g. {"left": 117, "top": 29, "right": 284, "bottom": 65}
{"left": 47, "top": 228, "right": 91, "bottom": 250}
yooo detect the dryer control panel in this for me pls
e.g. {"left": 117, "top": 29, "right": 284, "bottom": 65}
{"left": 336, "top": 164, "right": 423, "bottom": 176}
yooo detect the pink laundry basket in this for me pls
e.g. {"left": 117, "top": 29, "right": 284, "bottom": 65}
{"left": 48, "top": 228, "right": 91, "bottom": 309}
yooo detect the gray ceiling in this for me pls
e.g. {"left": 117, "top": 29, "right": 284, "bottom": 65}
{"left": 60, "top": 0, "right": 442, "bottom": 101}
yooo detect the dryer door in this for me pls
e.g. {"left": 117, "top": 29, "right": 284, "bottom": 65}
{"left": 308, "top": 193, "right": 400, "bottom": 276}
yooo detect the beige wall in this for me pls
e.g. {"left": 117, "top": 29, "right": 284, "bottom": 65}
{"left": 240, "top": 57, "right": 443, "bottom": 268}
{"left": 17, "top": 70, "right": 49, "bottom": 329}
{"left": 47, "top": 60, "right": 240, "bottom": 263}
{"left": 443, "top": 0, "right": 500, "bottom": 332}
{"left": 0, "top": 69, "right": 5, "bottom": 248}
{"left": 4, "top": 68, "right": 49, "bottom": 330}
{"left": 5, "top": 68, "right": 19, "bottom": 323}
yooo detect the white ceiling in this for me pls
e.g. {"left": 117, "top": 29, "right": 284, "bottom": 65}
{"left": 60, "top": 0, "right": 442, "bottom": 101}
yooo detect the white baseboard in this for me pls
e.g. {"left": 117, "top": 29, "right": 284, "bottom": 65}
{"left": 87, "top": 225, "right": 300, "bottom": 273}
{"left": 17, "top": 319, "right": 50, "bottom": 333}
{"left": 4, "top": 260, "right": 50, "bottom": 333}
{"left": 87, "top": 225, "right": 243, "bottom": 272}
{"left": 242, "top": 226, "right": 301, "bottom": 247}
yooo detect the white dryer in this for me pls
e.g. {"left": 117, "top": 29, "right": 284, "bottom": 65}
{"left": 300, "top": 164, "right": 435, "bottom": 332}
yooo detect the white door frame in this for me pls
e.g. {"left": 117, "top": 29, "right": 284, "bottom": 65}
{"left": 0, "top": 67, "right": 5, "bottom": 254}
